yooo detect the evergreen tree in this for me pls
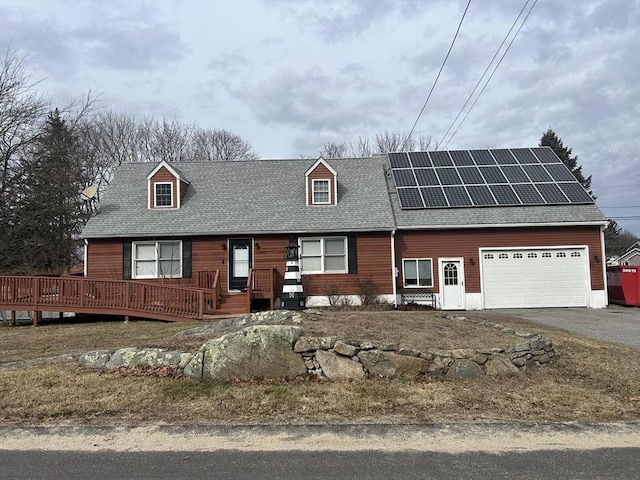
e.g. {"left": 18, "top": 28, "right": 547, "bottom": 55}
{"left": 540, "top": 128, "right": 594, "bottom": 198}
{"left": 9, "top": 109, "right": 87, "bottom": 274}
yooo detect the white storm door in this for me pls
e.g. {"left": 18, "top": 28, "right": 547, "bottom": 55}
{"left": 440, "top": 259, "right": 465, "bottom": 310}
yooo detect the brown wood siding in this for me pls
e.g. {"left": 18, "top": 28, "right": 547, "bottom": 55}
{"left": 307, "top": 163, "right": 336, "bottom": 205}
{"left": 149, "top": 166, "right": 177, "bottom": 209}
{"left": 395, "top": 226, "right": 604, "bottom": 292}
{"left": 180, "top": 180, "right": 189, "bottom": 205}
{"left": 86, "top": 233, "right": 394, "bottom": 296}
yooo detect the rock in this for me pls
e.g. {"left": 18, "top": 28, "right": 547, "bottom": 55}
{"left": 398, "top": 348, "right": 421, "bottom": 358}
{"left": 446, "top": 359, "right": 484, "bottom": 379}
{"left": 512, "top": 357, "right": 527, "bottom": 367}
{"left": 426, "top": 356, "right": 448, "bottom": 377}
{"left": 79, "top": 350, "right": 113, "bottom": 369}
{"left": 183, "top": 325, "right": 306, "bottom": 381}
{"left": 175, "top": 310, "right": 292, "bottom": 337}
{"left": 291, "top": 313, "right": 303, "bottom": 324}
{"left": 359, "top": 341, "right": 375, "bottom": 350}
{"left": 452, "top": 349, "right": 475, "bottom": 359}
{"left": 104, "top": 347, "right": 186, "bottom": 370}
{"left": 380, "top": 343, "right": 397, "bottom": 351}
{"left": 528, "top": 336, "right": 548, "bottom": 351}
{"left": 315, "top": 350, "right": 365, "bottom": 381}
{"left": 535, "top": 353, "right": 552, "bottom": 364}
{"left": 472, "top": 353, "right": 489, "bottom": 365}
{"left": 334, "top": 341, "right": 359, "bottom": 357}
{"left": 359, "top": 350, "right": 428, "bottom": 378}
{"left": 293, "top": 336, "right": 337, "bottom": 353}
{"left": 484, "top": 354, "right": 521, "bottom": 377}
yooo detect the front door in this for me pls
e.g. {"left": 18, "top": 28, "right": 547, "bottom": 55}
{"left": 440, "top": 259, "right": 465, "bottom": 310}
{"left": 229, "top": 239, "right": 252, "bottom": 290}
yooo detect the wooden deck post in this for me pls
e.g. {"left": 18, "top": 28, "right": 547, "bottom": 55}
{"left": 10, "top": 311, "right": 16, "bottom": 326}
{"left": 32, "top": 311, "right": 39, "bottom": 327}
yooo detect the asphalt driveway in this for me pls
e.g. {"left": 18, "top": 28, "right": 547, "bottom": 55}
{"left": 495, "top": 305, "right": 640, "bottom": 347}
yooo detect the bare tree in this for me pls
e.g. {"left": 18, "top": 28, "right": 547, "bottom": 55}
{"left": 191, "top": 127, "right": 259, "bottom": 161}
{"left": 348, "top": 136, "right": 373, "bottom": 157}
{"left": 318, "top": 141, "right": 348, "bottom": 159}
{"left": 152, "top": 118, "right": 195, "bottom": 163}
{"left": 0, "top": 49, "right": 47, "bottom": 199}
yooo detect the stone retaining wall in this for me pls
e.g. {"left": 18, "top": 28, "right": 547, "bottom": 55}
{"left": 79, "top": 313, "right": 555, "bottom": 381}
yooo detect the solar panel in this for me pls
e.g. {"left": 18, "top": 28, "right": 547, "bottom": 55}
{"left": 537, "top": 183, "right": 569, "bottom": 203}
{"left": 558, "top": 182, "right": 593, "bottom": 203}
{"left": 490, "top": 184, "right": 520, "bottom": 205}
{"left": 392, "top": 169, "right": 417, "bottom": 187}
{"left": 458, "top": 166, "right": 485, "bottom": 184}
{"left": 467, "top": 185, "right": 497, "bottom": 205}
{"left": 449, "top": 150, "right": 475, "bottom": 166}
{"left": 397, "top": 187, "right": 424, "bottom": 208}
{"left": 492, "top": 149, "right": 517, "bottom": 165}
{"left": 421, "top": 186, "right": 448, "bottom": 207}
{"left": 512, "top": 183, "right": 544, "bottom": 204}
{"left": 523, "top": 164, "right": 553, "bottom": 182}
{"left": 511, "top": 148, "right": 539, "bottom": 164}
{"left": 408, "top": 151, "right": 432, "bottom": 167}
{"left": 480, "top": 166, "right": 508, "bottom": 184}
{"left": 531, "top": 147, "right": 561, "bottom": 164}
{"left": 389, "top": 148, "right": 594, "bottom": 210}
{"left": 429, "top": 151, "right": 454, "bottom": 167}
{"left": 437, "top": 168, "right": 463, "bottom": 185}
{"left": 389, "top": 152, "right": 410, "bottom": 168}
{"left": 414, "top": 168, "right": 439, "bottom": 186}
{"left": 469, "top": 150, "right": 495, "bottom": 165}
{"left": 443, "top": 186, "right": 472, "bottom": 206}
{"left": 545, "top": 163, "right": 576, "bottom": 182}
{"left": 501, "top": 165, "right": 530, "bottom": 183}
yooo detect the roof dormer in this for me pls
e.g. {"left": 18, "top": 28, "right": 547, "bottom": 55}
{"left": 305, "top": 158, "right": 338, "bottom": 206}
{"left": 147, "top": 160, "right": 190, "bottom": 209}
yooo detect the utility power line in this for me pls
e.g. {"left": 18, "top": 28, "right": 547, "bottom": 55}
{"left": 438, "top": 0, "right": 531, "bottom": 148}
{"left": 442, "top": 0, "right": 538, "bottom": 149}
{"left": 402, "top": 0, "right": 472, "bottom": 150}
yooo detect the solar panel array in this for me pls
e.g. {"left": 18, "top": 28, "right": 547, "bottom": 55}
{"left": 390, "top": 147, "right": 594, "bottom": 210}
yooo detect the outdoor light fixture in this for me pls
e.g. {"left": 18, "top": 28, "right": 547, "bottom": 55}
{"left": 594, "top": 254, "right": 600, "bottom": 263}
{"left": 469, "top": 258, "right": 476, "bottom": 265}
{"left": 222, "top": 243, "right": 227, "bottom": 250}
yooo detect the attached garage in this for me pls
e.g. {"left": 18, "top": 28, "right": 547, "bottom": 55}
{"left": 481, "top": 247, "right": 590, "bottom": 308}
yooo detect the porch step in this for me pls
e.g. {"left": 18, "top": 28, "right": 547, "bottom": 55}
{"left": 217, "top": 293, "right": 249, "bottom": 314}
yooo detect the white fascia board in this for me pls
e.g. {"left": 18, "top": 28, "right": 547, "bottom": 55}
{"left": 304, "top": 157, "right": 338, "bottom": 177}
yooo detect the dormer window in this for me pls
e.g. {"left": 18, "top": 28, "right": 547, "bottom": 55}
{"left": 155, "top": 182, "right": 173, "bottom": 208}
{"left": 305, "top": 157, "right": 338, "bottom": 206}
{"left": 146, "top": 160, "right": 190, "bottom": 209}
{"left": 313, "top": 179, "right": 330, "bottom": 204}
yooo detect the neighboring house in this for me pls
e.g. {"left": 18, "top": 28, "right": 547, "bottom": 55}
{"left": 81, "top": 147, "right": 608, "bottom": 313}
{"left": 616, "top": 242, "right": 640, "bottom": 266}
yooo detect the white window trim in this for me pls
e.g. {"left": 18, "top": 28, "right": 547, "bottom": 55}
{"left": 154, "top": 182, "right": 174, "bottom": 208}
{"left": 402, "top": 258, "right": 434, "bottom": 288}
{"left": 132, "top": 240, "right": 182, "bottom": 279}
{"left": 299, "top": 237, "right": 348, "bottom": 274}
{"left": 312, "top": 179, "right": 331, "bottom": 205}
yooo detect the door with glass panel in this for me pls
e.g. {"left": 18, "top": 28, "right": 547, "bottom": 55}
{"left": 229, "top": 239, "right": 252, "bottom": 290}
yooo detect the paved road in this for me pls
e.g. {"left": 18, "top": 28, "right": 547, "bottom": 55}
{"left": 2, "top": 448, "right": 639, "bottom": 480}
{"left": 495, "top": 305, "right": 640, "bottom": 347}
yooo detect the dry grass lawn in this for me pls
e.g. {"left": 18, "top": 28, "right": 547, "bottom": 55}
{"left": 0, "top": 310, "right": 638, "bottom": 425}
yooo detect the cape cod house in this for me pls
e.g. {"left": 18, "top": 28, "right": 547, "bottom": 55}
{"left": 77, "top": 147, "right": 608, "bottom": 315}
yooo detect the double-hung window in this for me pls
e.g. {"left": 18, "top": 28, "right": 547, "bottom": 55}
{"left": 155, "top": 182, "right": 173, "bottom": 207}
{"left": 402, "top": 258, "right": 433, "bottom": 287}
{"left": 300, "top": 237, "right": 347, "bottom": 273}
{"left": 133, "top": 241, "right": 182, "bottom": 278}
{"left": 312, "top": 179, "right": 330, "bottom": 204}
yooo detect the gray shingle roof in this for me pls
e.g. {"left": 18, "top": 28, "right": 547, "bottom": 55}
{"left": 81, "top": 157, "right": 397, "bottom": 238}
{"left": 82, "top": 153, "right": 608, "bottom": 239}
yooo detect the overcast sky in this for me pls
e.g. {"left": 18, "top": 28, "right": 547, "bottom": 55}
{"left": 1, "top": 0, "right": 638, "bottom": 235}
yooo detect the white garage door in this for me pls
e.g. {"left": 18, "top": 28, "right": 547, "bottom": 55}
{"left": 481, "top": 248, "right": 589, "bottom": 308}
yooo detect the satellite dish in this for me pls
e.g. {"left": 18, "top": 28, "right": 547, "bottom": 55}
{"left": 80, "top": 185, "right": 98, "bottom": 201}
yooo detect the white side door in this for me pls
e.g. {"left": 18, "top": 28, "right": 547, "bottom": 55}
{"left": 439, "top": 258, "right": 465, "bottom": 310}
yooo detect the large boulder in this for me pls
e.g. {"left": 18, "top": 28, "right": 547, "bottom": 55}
{"left": 315, "top": 350, "right": 365, "bottom": 381}
{"left": 358, "top": 350, "right": 428, "bottom": 378}
{"left": 104, "top": 347, "right": 191, "bottom": 370}
{"left": 79, "top": 350, "right": 113, "bottom": 369}
{"left": 183, "top": 325, "right": 307, "bottom": 381}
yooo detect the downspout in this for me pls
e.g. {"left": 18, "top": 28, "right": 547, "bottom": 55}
{"left": 391, "top": 229, "right": 397, "bottom": 307}
{"left": 600, "top": 225, "right": 608, "bottom": 306}
{"left": 83, "top": 239, "right": 88, "bottom": 277}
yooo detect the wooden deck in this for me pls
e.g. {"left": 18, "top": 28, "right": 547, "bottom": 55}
{"left": 0, "top": 268, "right": 277, "bottom": 324}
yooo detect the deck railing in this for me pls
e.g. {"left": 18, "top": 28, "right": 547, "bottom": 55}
{"left": 0, "top": 275, "right": 216, "bottom": 322}
{"left": 246, "top": 268, "right": 276, "bottom": 311}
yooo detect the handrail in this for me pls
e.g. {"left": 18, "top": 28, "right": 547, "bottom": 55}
{"left": 246, "top": 268, "right": 276, "bottom": 310}
{"left": 0, "top": 275, "right": 217, "bottom": 322}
